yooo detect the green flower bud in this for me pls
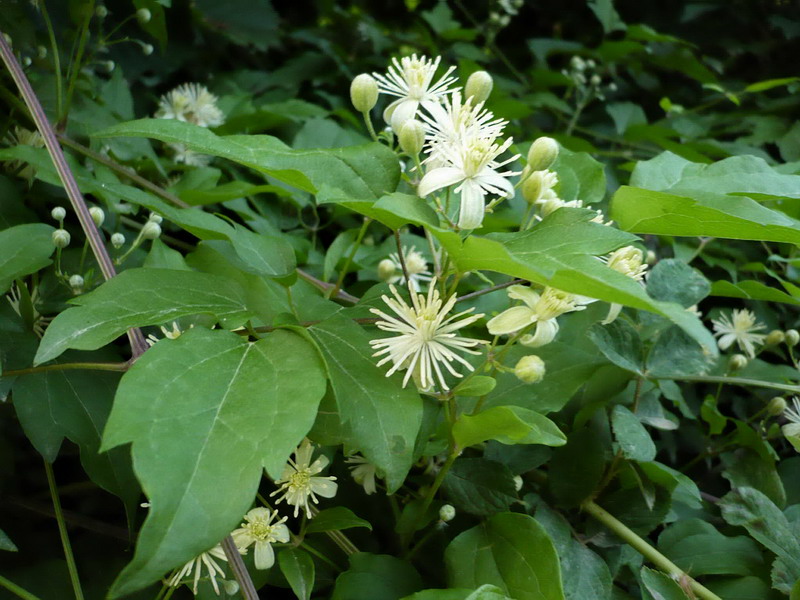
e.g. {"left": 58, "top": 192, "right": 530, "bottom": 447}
{"left": 398, "top": 119, "right": 425, "bottom": 156}
{"left": 111, "top": 232, "right": 125, "bottom": 248}
{"left": 464, "top": 70, "right": 493, "bottom": 105}
{"left": 350, "top": 73, "right": 379, "bottom": 113}
{"left": 513, "top": 475, "right": 523, "bottom": 491}
{"left": 142, "top": 43, "right": 154, "bottom": 56}
{"left": 223, "top": 580, "right": 240, "bottom": 595}
{"left": 141, "top": 221, "right": 161, "bottom": 240}
{"left": 768, "top": 397, "right": 787, "bottom": 416}
{"left": 514, "top": 355, "right": 546, "bottom": 384}
{"left": 89, "top": 206, "right": 105, "bottom": 227}
{"left": 527, "top": 136, "right": 559, "bottom": 171}
{"left": 521, "top": 171, "right": 544, "bottom": 204}
{"left": 646, "top": 250, "right": 657, "bottom": 265}
{"left": 786, "top": 329, "right": 800, "bottom": 347}
{"left": 95, "top": 5, "right": 108, "bottom": 18}
{"left": 52, "top": 229, "right": 70, "bottom": 248}
{"left": 136, "top": 8, "right": 151, "bottom": 23}
{"left": 37, "top": 45, "right": 47, "bottom": 59}
{"left": 378, "top": 258, "right": 396, "bottom": 281}
{"left": 148, "top": 212, "right": 163, "bottom": 224}
{"left": 766, "top": 330, "right": 785, "bottom": 345}
{"left": 728, "top": 354, "right": 748, "bottom": 371}
{"left": 439, "top": 504, "right": 456, "bottom": 522}
{"left": 51, "top": 206, "right": 66, "bottom": 221}
{"left": 69, "top": 274, "right": 84, "bottom": 291}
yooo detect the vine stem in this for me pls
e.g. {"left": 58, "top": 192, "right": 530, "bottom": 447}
{"left": 2, "top": 361, "right": 130, "bottom": 377}
{"left": 455, "top": 278, "right": 524, "bottom": 303}
{"left": 582, "top": 500, "right": 722, "bottom": 600}
{"left": 44, "top": 461, "right": 85, "bottom": 600}
{"left": 330, "top": 217, "right": 371, "bottom": 299}
{"left": 220, "top": 535, "right": 259, "bottom": 600}
{"left": 655, "top": 374, "right": 800, "bottom": 394}
{"left": 0, "top": 575, "right": 42, "bottom": 600}
{"left": 0, "top": 32, "right": 148, "bottom": 359}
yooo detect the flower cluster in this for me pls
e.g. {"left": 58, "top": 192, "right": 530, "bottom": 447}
{"left": 154, "top": 82, "right": 224, "bottom": 166}
{"left": 378, "top": 245, "right": 432, "bottom": 292}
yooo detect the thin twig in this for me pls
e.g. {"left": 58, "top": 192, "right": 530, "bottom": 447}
{"left": 297, "top": 268, "right": 359, "bottom": 304}
{"left": 455, "top": 279, "right": 525, "bottom": 303}
{"left": 221, "top": 535, "right": 259, "bottom": 600}
{"left": 0, "top": 574, "right": 42, "bottom": 600}
{"left": 2, "top": 361, "right": 130, "bottom": 378}
{"left": 394, "top": 230, "right": 413, "bottom": 295}
{"left": 655, "top": 374, "right": 800, "bottom": 394}
{"left": 0, "top": 32, "right": 149, "bottom": 359}
{"left": 44, "top": 461, "right": 85, "bottom": 600}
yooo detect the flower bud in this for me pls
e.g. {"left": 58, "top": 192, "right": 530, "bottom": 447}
{"left": 3, "top": 33, "right": 12, "bottom": 46}
{"left": 101, "top": 60, "right": 115, "bottom": 73}
{"left": 148, "top": 212, "right": 163, "bottom": 224}
{"left": 89, "top": 206, "right": 105, "bottom": 227}
{"left": 22, "top": 57, "right": 32, "bottom": 67}
{"left": 95, "top": 5, "right": 108, "bottom": 18}
{"left": 586, "top": 59, "right": 596, "bottom": 69}
{"left": 142, "top": 43, "right": 154, "bottom": 56}
{"left": 111, "top": 232, "right": 125, "bottom": 248}
{"left": 52, "top": 229, "right": 71, "bottom": 248}
{"left": 51, "top": 206, "right": 66, "bottom": 221}
{"left": 786, "top": 329, "right": 799, "bottom": 347}
{"left": 513, "top": 475, "right": 523, "bottom": 491}
{"left": 728, "top": 354, "right": 748, "bottom": 371}
{"left": 69, "top": 274, "right": 84, "bottom": 291}
{"left": 514, "top": 355, "right": 546, "bottom": 384}
{"left": 768, "top": 397, "right": 787, "bottom": 416}
{"left": 37, "top": 45, "right": 47, "bottom": 59}
{"left": 141, "top": 221, "right": 161, "bottom": 240}
{"left": 570, "top": 56, "right": 585, "bottom": 71}
{"left": 527, "top": 137, "right": 559, "bottom": 172}
{"left": 439, "top": 504, "right": 456, "bottom": 522}
{"left": 521, "top": 171, "right": 544, "bottom": 204}
{"left": 766, "top": 330, "right": 785, "bottom": 346}
{"left": 590, "top": 74, "right": 602, "bottom": 86}
{"left": 350, "top": 74, "right": 378, "bottom": 113}
{"left": 646, "top": 250, "right": 657, "bottom": 265}
{"left": 378, "top": 258, "right": 396, "bottom": 281}
{"left": 222, "top": 580, "right": 240, "bottom": 595}
{"left": 398, "top": 119, "right": 425, "bottom": 156}
{"left": 136, "top": 8, "right": 151, "bottom": 23}
{"left": 464, "top": 70, "right": 493, "bottom": 105}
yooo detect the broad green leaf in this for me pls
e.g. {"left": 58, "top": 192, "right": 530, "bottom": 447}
{"left": 332, "top": 553, "right": 422, "bottom": 600}
{"left": 640, "top": 567, "right": 691, "bottom": 600}
{"left": 646, "top": 326, "right": 713, "bottom": 378}
{"left": 711, "top": 279, "right": 800, "bottom": 305}
{"left": 453, "top": 375, "right": 497, "bottom": 397}
{"left": 403, "top": 586, "right": 511, "bottom": 600}
{"left": 722, "top": 448, "right": 786, "bottom": 508}
{"left": 101, "top": 327, "right": 327, "bottom": 596}
{"left": 587, "top": 320, "right": 644, "bottom": 375}
{"left": 547, "top": 426, "right": 606, "bottom": 507}
{"left": 706, "top": 576, "right": 774, "bottom": 600}
{"left": 744, "top": 77, "right": 799, "bottom": 93}
{"left": 442, "top": 458, "right": 518, "bottom": 516}
{"left": 306, "top": 506, "right": 372, "bottom": 533}
{"left": 94, "top": 119, "right": 400, "bottom": 201}
{"left": 279, "top": 548, "right": 315, "bottom": 600}
{"left": 35, "top": 268, "right": 251, "bottom": 365}
{"left": 646, "top": 259, "right": 710, "bottom": 308}
{"left": 318, "top": 191, "right": 440, "bottom": 231}
{"left": 445, "top": 512, "right": 565, "bottom": 600}
{"left": 0, "top": 223, "right": 54, "bottom": 294}
{"left": 611, "top": 405, "right": 656, "bottom": 462}
{"left": 307, "top": 314, "right": 423, "bottom": 493}
{"left": 0, "top": 529, "right": 17, "bottom": 552}
{"left": 552, "top": 147, "right": 607, "bottom": 204}
{"left": 606, "top": 102, "right": 647, "bottom": 135}
{"left": 452, "top": 406, "right": 566, "bottom": 448}
{"left": 639, "top": 462, "right": 702, "bottom": 509}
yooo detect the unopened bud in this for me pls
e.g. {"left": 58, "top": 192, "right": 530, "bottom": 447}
{"left": 514, "top": 355, "right": 546, "bottom": 384}
{"left": 89, "top": 206, "right": 105, "bottom": 227}
{"left": 586, "top": 59, "right": 596, "bottom": 69}
{"left": 111, "top": 232, "right": 125, "bottom": 248}
{"left": 136, "top": 8, "right": 151, "bottom": 23}
{"left": 768, "top": 397, "right": 787, "bottom": 416}
{"left": 527, "top": 137, "right": 559, "bottom": 172}
{"left": 37, "top": 45, "right": 47, "bottom": 59}
{"left": 513, "top": 475, "right": 523, "bottom": 491}
{"left": 350, "top": 74, "right": 378, "bottom": 113}
{"left": 766, "top": 330, "right": 785, "bottom": 346}
{"left": 728, "top": 354, "right": 748, "bottom": 371}
{"left": 95, "top": 5, "right": 108, "bottom": 18}
{"left": 142, "top": 43, "right": 154, "bottom": 56}
{"left": 439, "top": 504, "right": 456, "bottom": 522}
{"left": 398, "top": 119, "right": 425, "bottom": 156}
{"left": 646, "top": 250, "right": 657, "bottom": 265}
{"left": 222, "top": 580, "right": 240, "bottom": 595}
{"left": 378, "top": 258, "right": 396, "bottom": 281}
{"left": 22, "top": 57, "right": 32, "bottom": 67}
{"left": 3, "top": 34, "right": 12, "bottom": 46}
{"left": 51, "top": 206, "right": 66, "bottom": 221}
{"left": 69, "top": 274, "right": 84, "bottom": 291}
{"left": 52, "top": 229, "right": 70, "bottom": 248}
{"left": 786, "top": 329, "right": 799, "bottom": 347}
{"left": 521, "top": 171, "right": 544, "bottom": 204}
{"left": 590, "top": 74, "right": 602, "bottom": 86}
{"left": 101, "top": 60, "right": 115, "bottom": 73}
{"left": 464, "top": 70, "right": 493, "bottom": 104}
{"left": 570, "top": 56, "right": 585, "bottom": 71}
{"left": 141, "top": 221, "right": 161, "bottom": 240}
{"left": 148, "top": 212, "right": 163, "bottom": 224}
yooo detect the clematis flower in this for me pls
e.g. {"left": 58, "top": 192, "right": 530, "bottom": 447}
{"left": 231, "top": 507, "right": 290, "bottom": 570}
{"left": 167, "top": 544, "right": 228, "bottom": 595}
{"left": 155, "top": 83, "right": 224, "bottom": 127}
{"left": 372, "top": 54, "right": 458, "bottom": 131}
{"left": 600, "top": 245, "right": 648, "bottom": 324}
{"left": 346, "top": 454, "right": 378, "bottom": 495}
{"left": 385, "top": 245, "right": 432, "bottom": 292}
{"left": 711, "top": 308, "right": 766, "bottom": 358}
{"left": 270, "top": 439, "right": 337, "bottom": 518}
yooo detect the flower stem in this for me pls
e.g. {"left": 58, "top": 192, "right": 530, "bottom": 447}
{"left": 362, "top": 111, "right": 379, "bottom": 141}
{"left": 39, "top": 1, "right": 63, "bottom": 118}
{"left": 582, "top": 500, "right": 722, "bottom": 600}
{"left": 455, "top": 279, "right": 524, "bottom": 304}
{"left": 61, "top": 0, "right": 95, "bottom": 125}
{"left": 44, "top": 460, "right": 85, "bottom": 600}
{"left": 655, "top": 374, "right": 799, "bottom": 394}
{"left": 330, "top": 217, "right": 371, "bottom": 299}
{"left": 220, "top": 535, "right": 259, "bottom": 600}
{"left": 3, "top": 361, "right": 130, "bottom": 378}
{"left": 0, "top": 575, "right": 42, "bottom": 600}
{"left": 394, "top": 230, "right": 414, "bottom": 296}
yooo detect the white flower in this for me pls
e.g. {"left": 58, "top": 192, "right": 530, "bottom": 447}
{"left": 372, "top": 54, "right": 458, "bottom": 130}
{"left": 270, "top": 439, "right": 338, "bottom": 518}
{"left": 418, "top": 136, "right": 520, "bottom": 229}
{"left": 600, "top": 245, "right": 647, "bottom": 324}
{"left": 369, "top": 282, "right": 488, "bottom": 390}
{"left": 421, "top": 91, "right": 507, "bottom": 159}
{"left": 146, "top": 321, "right": 191, "bottom": 347}
{"left": 155, "top": 83, "right": 224, "bottom": 127}
{"left": 782, "top": 397, "right": 800, "bottom": 441}
{"left": 386, "top": 246, "right": 432, "bottom": 292}
{"left": 346, "top": 454, "right": 378, "bottom": 495}
{"left": 231, "top": 507, "right": 290, "bottom": 570}
{"left": 486, "top": 285, "right": 590, "bottom": 348}
{"left": 168, "top": 544, "right": 228, "bottom": 595}
{"left": 711, "top": 308, "right": 766, "bottom": 358}
{"left": 168, "top": 142, "right": 212, "bottom": 167}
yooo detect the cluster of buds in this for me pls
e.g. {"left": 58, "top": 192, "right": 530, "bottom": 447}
{"left": 562, "top": 56, "right": 616, "bottom": 102}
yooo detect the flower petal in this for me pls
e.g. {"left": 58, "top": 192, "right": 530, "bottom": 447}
{"left": 254, "top": 540, "right": 275, "bottom": 570}
{"left": 507, "top": 285, "right": 540, "bottom": 310}
{"left": 389, "top": 99, "right": 420, "bottom": 131}
{"left": 520, "top": 318, "right": 559, "bottom": 347}
{"left": 273, "top": 523, "right": 291, "bottom": 543}
{"left": 457, "top": 179, "right": 486, "bottom": 229}
{"left": 310, "top": 477, "right": 338, "bottom": 498}
{"left": 418, "top": 167, "right": 466, "bottom": 198}
{"left": 486, "top": 306, "right": 537, "bottom": 336}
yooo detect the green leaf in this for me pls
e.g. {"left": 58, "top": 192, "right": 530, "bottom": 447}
{"left": 279, "top": 548, "right": 315, "bottom": 600}
{"left": 306, "top": 506, "right": 372, "bottom": 534}
{"left": 94, "top": 119, "right": 400, "bottom": 202}
{"left": 319, "top": 192, "right": 440, "bottom": 231}
{"left": 587, "top": 320, "right": 644, "bottom": 375}
{"left": 710, "top": 279, "right": 800, "bottom": 306}
{"left": 332, "top": 553, "right": 422, "bottom": 600}
{"left": 445, "top": 512, "right": 565, "bottom": 600}
{"left": 307, "top": 315, "right": 422, "bottom": 493}
{"left": 453, "top": 375, "right": 497, "bottom": 397}
{"left": 722, "top": 448, "right": 786, "bottom": 508}
{"left": 452, "top": 406, "right": 566, "bottom": 448}
{"left": 192, "top": 0, "right": 279, "bottom": 51}
{"left": 640, "top": 567, "right": 691, "bottom": 600}
{"left": 606, "top": 102, "right": 647, "bottom": 135}
{"left": 547, "top": 426, "right": 607, "bottom": 507}
{"left": 646, "top": 326, "right": 713, "bottom": 378}
{"left": 611, "top": 405, "right": 656, "bottom": 462}
{"left": 588, "top": 0, "right": 627, "bottom": 33}
{"left": 35, "top": 268, "right": 251, "bottom": 365}
{"left": 720, "top": 487, "right": 800, "bottom": 594}
{"left": 552, "top": 147, "right": 607, "bottom": 204}
{"left": 442, "top": 458, "right": 518, "bottom": 516}
{"left": 0, "top": 529, "right": 17, "bottom": 552}
{"left": 0, "top": 223, "right": 54, "bottom": 294}
{"left": 101, "top": 327, "right": 327, "bottom": 596}
{"left": 646, "top": 259, "right": 711, "bottom": 308}
{"left": 403, "top": 587, "right": 512, "bottom": 600}
{"left": 744, "top": 77, "right": 799, "bottom": 93}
